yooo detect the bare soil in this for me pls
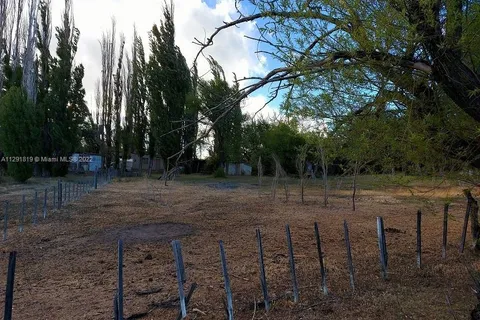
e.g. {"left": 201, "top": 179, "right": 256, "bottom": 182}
{"left": 0, "top": 176, "right": 479, "bottom": 319}
{"left": 99, "top": 222, "right": 194, "bottom": 244}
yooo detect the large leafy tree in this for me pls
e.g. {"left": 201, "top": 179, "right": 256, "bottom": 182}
{"left": 195, "top": 0, "right": 480, "bottom": 169}
{"left": 242, "top": 116, "right": 271, "bottom": 165}
{"left": 198, "top": 57, "right": 243, "bottom": 169}
{"left": 262, "top": 122, "right": 306, "bottom": 174}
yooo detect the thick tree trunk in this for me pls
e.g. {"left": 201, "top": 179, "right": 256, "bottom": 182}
{"left": 404, "top": 2, "right": 480, "bottom": 124}
{"left": 431, "top": 50, "right": 480, "bottom": 123}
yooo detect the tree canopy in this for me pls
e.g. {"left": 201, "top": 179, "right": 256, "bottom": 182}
{"left": 193, "top": 0, "right": 480, "bottom": 171}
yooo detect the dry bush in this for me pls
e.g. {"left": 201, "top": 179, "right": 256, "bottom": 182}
{"left": 272, "top": 154, "right": 289, "bottom": 201}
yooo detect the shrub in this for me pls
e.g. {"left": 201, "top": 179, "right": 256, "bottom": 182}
{"left": 213, "top": 167, "right": 226, "bottom": 178}
{"left": 204, "top": 154, "right": 219, "bottom": 174}
{"left": 0, "top": 87, "right": 41, "bottom": 182}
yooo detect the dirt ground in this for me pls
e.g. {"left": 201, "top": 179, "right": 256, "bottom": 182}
{"left": 0, "top": 175, "right": 479, "bottom": 319}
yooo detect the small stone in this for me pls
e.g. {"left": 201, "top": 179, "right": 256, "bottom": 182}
{"left": 145, "top": 254, "right": 153, "bottom": 260}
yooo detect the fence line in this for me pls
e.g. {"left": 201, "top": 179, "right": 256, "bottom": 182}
{"left": 153, "top": 204, "right": 473, "bottom": 318}
{"left": 1, "top": 168, "right": 115, "bottom": 242}
{"left": 0, "top": 187, "right": 476, "bottom": 319}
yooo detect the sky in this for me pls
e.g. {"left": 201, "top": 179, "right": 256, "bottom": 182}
{"left": 48, "top": 0, "right": 283, "bottom": 119}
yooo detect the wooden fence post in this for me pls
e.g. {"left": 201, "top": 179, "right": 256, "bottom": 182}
{"left": 314, "top": 222, "right": 328, "bottom": 295}
{"left": 4, "top": 251, "right": 17, "bottom": 320}
{"left": 172, "top": 240, "right": 187, "bottom": 318}
{"left": 344, "top": 220, "right": 355, "bottom": 291}
{"left": 443, "top": 204, "right": 449, "bottom": 259}
{"left": 286, "top": 225, "right": 299, "bottom": 303}
{"left": 219, "top": 241, "right": 234, "bottom": 320}
{"left": 117, "top": 239, "right": 123, "bottom": 320}
{"left": 376, "top": 217, "right": 388, "bottom": 279}
{"left": 417, "top": 210, "right": 422, "bottom": 268}
{"left": 256, "top": 228, "right": 269, "bottom": 311}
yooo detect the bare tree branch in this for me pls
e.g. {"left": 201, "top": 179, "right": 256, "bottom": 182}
{"left": 192, "top": 10, "right": 346, "bottom": 67}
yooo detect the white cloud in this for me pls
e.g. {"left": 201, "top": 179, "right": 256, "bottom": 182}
{"left": 49, "top": 0, "right": 269, "bottom": 112}
{"left": 242, "top": 94, "right": 277, "bottom": 120}
{"left": 298, "top": 118, "right": 326, "bottom": 133}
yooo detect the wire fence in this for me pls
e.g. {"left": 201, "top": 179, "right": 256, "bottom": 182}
{"left": 0, "top": 178, "right": 477, "bottom": 320}
{"left": 1, "top": 168, "right": 116, "bottom": 242}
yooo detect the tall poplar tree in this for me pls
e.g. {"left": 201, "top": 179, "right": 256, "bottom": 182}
{"left": 113, "top": 33, "right": 125, "bottom": 170}
{"left": 147, "top": 0, "right": 191, "bottom": 165}
{"left": 45, "top": 0, "right": 86, "bottom": 176}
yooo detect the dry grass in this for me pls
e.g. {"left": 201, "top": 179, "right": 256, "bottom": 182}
{"left": 0, "top": 176, "right": 478, "bottom": 319}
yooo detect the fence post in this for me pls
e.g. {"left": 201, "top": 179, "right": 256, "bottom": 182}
{"left": 176, "top": 241, "right": 186, "bottom": 284}
{"left": 460, "top": 198, "right": 472, "bottom": 253}
{"left": 19, "top": 195, "right": 25, "bottom": 232}
{"left": 286, "top": 225, "right": 299, "bottom": 303}
{"left": 4, "top": 251, "right": 17, "bottom": 320}
{"left": 443, "top": 204, "right": 449, "bottom": 259}
{"left": 219, "top": 241, "right": 234, "bottom": 320}
{"left": 3, "top": 201, "right": 8, "bottom": 241}
{"left": 94, "top": 169, "right": 98, "bottom": 189}
{"left": 344, "top": 220, "right": 355, "bottom": 291}
{"left": 33, "top": 190, "right": 38, "bottom": 225}
{"left": 113, "top": 292, "right": 119, "bottom": 320}
{"left": 172, "top": 240, "right": 187, "bottom": 318}
{"left": 417, "top": 210, "right": 422, "bottom": 268}
{"left": 117, "top": 239, "right": 123, "bottom": 320}
{"left": 53, "top": 185, "right": 56, "bottom": 210}
{"left": 256, "top": 228, "right": 269, "bottom": 311}
{"left": 43, "top": 188, "right": 48, "bottom": 219}
{"left": 314, "top": 222, "right": 328, "bottom": 295}
{"left": 175, "top": 284, "right": 198, "bottom": 320}
{"left": 58, "top": 181, "right": 62, "bottom": 209}
{"left": 376, "top": 217, "right": 388, "bottom": 279}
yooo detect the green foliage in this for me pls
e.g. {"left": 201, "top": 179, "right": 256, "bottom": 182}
{"left": 132, "top": 32, "right": 148, "bottom": 160}
{"left": 213, "top": 166, "right": 226, "bottom": 178}
{"left": 262, "top": 122, "right": 306, "bottom": 174}
{"left": 1, "top": 56, "right": 23, "bottom": 92}
{"left": 198, "top": 57, "right": 243, "bottom": 166}
{"left": 42, "top": 4, "right": 86, "bottom": 176}
{"left": 79, "top": 115, "right": 100, "bottom": 153}
{"left": 0, "top": 87, "right": 41, "bottom": 182}
{"left": 147, "top": 1, "right": 192, "bottom": 162}
{"left": 242, "top": 117, "right": 271, "bottom": 164}
{"left": 323, "top": 105, "right": 471, "bottom": 176}
{"left": 113, "top": 37, "right": 125, "bottom": 169}
{"left": 211, "top": 0, "right": 480, "bottom": 173}
{"left": 204, "top": 153, "right": 219, "bottom": 174}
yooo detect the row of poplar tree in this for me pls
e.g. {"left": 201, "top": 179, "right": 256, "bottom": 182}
{"left": 0, "top": 0, "right": 244, "bottom": 182}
